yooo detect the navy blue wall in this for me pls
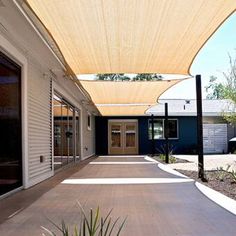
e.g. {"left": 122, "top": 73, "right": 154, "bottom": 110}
{"left": 95, "top": 116, "right": 197, "bottom": 155}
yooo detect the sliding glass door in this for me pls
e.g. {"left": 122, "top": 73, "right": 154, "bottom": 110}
{"left": 53, "top": 94, "right": 80, "bottom": 170}
{"left": 75, "top": 110, "right": 80, "bottom": 161}
{"left": 0, "top": 52, "right": 22, "bottom": 195}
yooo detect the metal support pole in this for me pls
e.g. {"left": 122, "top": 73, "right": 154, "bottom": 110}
{"left": 151, "top": 114, "right": 155, "bottom": 156}
{"left": 196, "top": 75, "right": 206, "bottom": 181}
{"left": 164, "top": 103, "right": 169, "bottom": 163}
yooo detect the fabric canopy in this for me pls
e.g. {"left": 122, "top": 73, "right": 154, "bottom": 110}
{"left": 23, "top": 0, "right": 236, "bottom": 115}
{"left": 80, "top": 80, "right": 181, "bottom": 115}
{"left": 97, "top": 105, "right": 153, "bottom": 116}
{"left": 25, "top": 0, "right": 235, "bottom": 75}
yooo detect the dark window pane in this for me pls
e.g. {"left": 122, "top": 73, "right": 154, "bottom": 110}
{"left": 0, "top": 52, "right": 22, "bottom": 195}
{"left": 167, "top": 120, "right": 178, "bottom": 138}
{"left": 88, "top": 115, "right": 91, "bottom": 129}
{"left": 149, "top": 119, "right": 178, "bottom": 139}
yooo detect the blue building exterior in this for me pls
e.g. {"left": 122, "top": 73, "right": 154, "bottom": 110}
{"left": 95, "top": 116, "right": 198, "bottom": 155}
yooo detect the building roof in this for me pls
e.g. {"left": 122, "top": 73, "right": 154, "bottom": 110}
{"left": 147, "top": 99, "right": 236, "bottom": 116}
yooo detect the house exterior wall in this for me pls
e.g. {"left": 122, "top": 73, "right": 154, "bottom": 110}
{"left": 27, "top": 61, "right": 53, "bottom": 187}
{"left": 203, "top": 116, "right": 236, "bottom": 147}
{"left": 95, "top": 116, "right": 198, "bottom": 155}
{"left": 0, "top": 1, "right": 96, "bottom": 193}
{"left": 52, "top": 79, "right": 96, "bottom": 162}
{"left": 81, "top": 111, "right": 96, "bottom": 160}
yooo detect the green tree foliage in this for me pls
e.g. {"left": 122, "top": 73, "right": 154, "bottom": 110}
{"left": 96, "top": 73, "right": 163, "bottom": 81}
{"left": 205, "top": 53, "right": 236, "bottom": 123}
{"left": 132, "top": 73, "right": 163, "bottom": 81}
{"left": 205, "top": 76, "right": 225, "bottom": 99}
{"left": 96, "top": 74, "right": 130, "bottom": 81}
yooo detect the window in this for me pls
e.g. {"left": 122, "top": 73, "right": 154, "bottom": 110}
{"left": 168, "top": 120, "right": 178, "bottom": 138}
{"left": 87, "top": 113, "right": 91, "bottom": 130}
{"left": 0, "top": 51, "right": 22, "bottom": 195}
{"left": 148, "top": 119, "right": 178, "bottom": 139}
{"left": 148, "top": 119, "right": 163, "bottom": 139}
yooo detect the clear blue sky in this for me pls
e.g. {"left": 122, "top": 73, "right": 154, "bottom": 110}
{"left": 161, "top": 12, "right": 236, "bottom": 99}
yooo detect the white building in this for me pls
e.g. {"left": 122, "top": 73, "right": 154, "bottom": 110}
{"left": 0, "top": 1, "right": 97, "bottom": 198}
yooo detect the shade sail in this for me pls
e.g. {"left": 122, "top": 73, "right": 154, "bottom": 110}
{"left": 80, "top": 80, "right": 181, "bottom": 115}
{"left": 97, "top": 105, "right": 152, "bottom": 116}
{"left": 23, "top": 0, "right": 236, "bottom": 116}
{"left": 25, "top": 0, "right": 236, "bottom": 75}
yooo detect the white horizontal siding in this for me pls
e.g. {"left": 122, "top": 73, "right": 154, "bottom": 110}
{"left": 28, "top": 64, "right": 52, "bottom": 181}
{"left": 81, "top": 109, "right": 95, "bottom": 159}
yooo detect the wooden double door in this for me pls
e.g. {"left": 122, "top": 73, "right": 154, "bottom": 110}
{"left": 108, "top": 120, "right": 138, "bottom": 155}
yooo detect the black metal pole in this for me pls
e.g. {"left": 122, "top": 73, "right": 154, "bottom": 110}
{"left": 164, "top": 103, "right": 169, "bottom": 163}
{"left": 151, "top": 114, "right": 155, "bottom": 156}
{"left": 196, "top": 75, "right": 206, "bottom": 181}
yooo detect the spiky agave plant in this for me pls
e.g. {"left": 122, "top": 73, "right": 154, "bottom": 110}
{"left": 42, "top": 202, "right": 127, "bottom": 236}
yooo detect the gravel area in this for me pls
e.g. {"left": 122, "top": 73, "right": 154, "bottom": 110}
{"left": 152, "top": 155, "right": 236, "bottom": 201}
{"left": 151, "top": 156, "right": 190, "bottom": 164}
{"left": 176, "top": 169, "right": 236, "bottom": 201}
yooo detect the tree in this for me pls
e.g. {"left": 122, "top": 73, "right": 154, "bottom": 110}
{"left": 205, "top": 76, "right": 225, "bottom": 99}
{"left": 96, "top": 74, "right": 130, "bottom": 81}
{"left": 132, "top": 73, "right": 163, "bottom": 81}
{"left": 96, "top": 73, "right": 163, "bottom": 81}
{"left": 205, "top": 53, "right": 236, "bottom": 123}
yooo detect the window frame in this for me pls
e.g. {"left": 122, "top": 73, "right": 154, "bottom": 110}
{"left": 148, "top": 118, "right": 179, "bottom": 140}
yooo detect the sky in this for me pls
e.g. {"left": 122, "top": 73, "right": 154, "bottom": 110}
{"left": 78, "top": 12, "right": 236, "bottom": 99}
{"left": 161, "top": 12, "right": 236, "bottom": 99}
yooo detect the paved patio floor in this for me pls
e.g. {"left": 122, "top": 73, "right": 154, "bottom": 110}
{"left": 0, "top": 155, "right": 236, "bottom": 235}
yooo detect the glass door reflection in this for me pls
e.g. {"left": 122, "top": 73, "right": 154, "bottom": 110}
{"left": 75, "top": 110, "right": 80, "bottom": 161}
{"left": 61, "top": 101, "right": 69, "bottom": 167}
{"left": 67, "top": 106, "right": 74, "bottom": 164}
{"left": 0, "top": 52, "right": 22, "bottom": 195}
{"left": 125, "top": 124, "right": 136, "bottom": 148}
{"left": 53, "top": 94, "right": 80, "bottom": 170}
{"left": 53, "top": 95, "right": 63, "bottom": 170}
{"left": 109, "top": 123, "right": 123, "bottom": 155}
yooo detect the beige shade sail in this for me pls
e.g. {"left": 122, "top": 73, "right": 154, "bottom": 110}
{"left": 80, "top": 79, "right": 181, "bottom": 115}
{"left": 25, "top": 0, "right": 236, "bottom": 75}
{"left": 97, "top": 105, "right": 152, "bottom": 116}
{"left": 23, "top": 0, "right": 236, "bottom": 116}
{"left": 80, "top": 80, "right": 180, "bottom": 104}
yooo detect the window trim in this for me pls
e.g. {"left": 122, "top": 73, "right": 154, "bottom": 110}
{"left": 148, "top": 118, "right": 179, "bottom": 140}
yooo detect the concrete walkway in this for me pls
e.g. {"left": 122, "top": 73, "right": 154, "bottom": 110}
{"left": 0, "top": 155, "right": 236, "bottom": 235}
{"left": 171, "top": 154, "right": 236, "bottom": 171}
